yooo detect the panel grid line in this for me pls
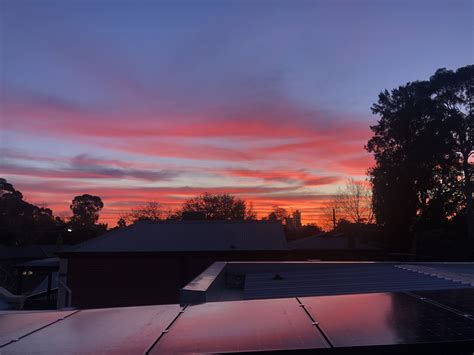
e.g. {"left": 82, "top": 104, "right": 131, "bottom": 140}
{"left": 404, "top": 291, "right": 474, "bottom": 321}
{"left": 0, "top": 309, "right": 81, "bottom": 348}
{"left": 295, "top": 297, "right": 334, "bottom": 348}
{"left": 145, "top": 305, "right": 188, "bottom": 354}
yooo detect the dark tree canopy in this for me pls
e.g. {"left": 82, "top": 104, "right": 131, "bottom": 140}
{"left": 245, "top": 202, "right": 257, "bottom": 220}
{"left": 366, "top": 65, "right": 473, "bottom": 251}
{"left": 67, "top": 194, "right": 107, "bottom": 244}
{"left": 180, "top": 193, "right": 248, "bottom": 220}
{"left": 429, "top": 66, "right": 473, "bottom": 240}
{"left": 0, "top": 178, "right": 64, "bottom": 246}
{"left": 70, "top": 194, "right": 104, "bottom": 226}
{"left": 116, "top": 218, "right": 127, "bottom": 228}
{"left": 267, "top": 207, "right": 288, "bottom": 221}
{"left": 0, "top": 178, "right": 20, "bottom": 197}
{"left": 124, "top": 202, "right": 163, "bottom": 223}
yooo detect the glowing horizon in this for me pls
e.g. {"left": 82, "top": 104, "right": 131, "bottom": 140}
{"left": 1, "top": 0, "right": 472, "bottom": 227}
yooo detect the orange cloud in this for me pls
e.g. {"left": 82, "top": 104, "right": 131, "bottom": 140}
{"left": 2, "top": 91, "right": 376, "bottom": 227}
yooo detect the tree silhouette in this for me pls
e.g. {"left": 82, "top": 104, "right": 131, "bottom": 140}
{"left": 124, "top": 202, "right": 163, "bottom": 223}
{"left": 325, "top": 179, "right": 374, "bottom": 227}
{"left": 0, "top": 178, "right": 64, "bottom": 245}
{"left": 70, "top": 194, "right": 104, "bottom": 227}
{"left": 245, "top": 202, "right": 257, "bottom": 220}
{"left": 116, "top": 218, "right": 127, "bottom": 228}
{"left": 0, "top": 178, "right": 19, "bottom": 197}
{"left": 67, "top": 194, "right": 106, "bottom": 244}
{"left": 180, "top": 193, "right": 247, "bottom": 220}
{"left": 429, "top": 66, "right": 473, "bottom": 240}
{"left": 366, "top": 64, "right": 473, "bottom": 251}
{"left": 267, "top": 206, "right": 288, "bottom": 221}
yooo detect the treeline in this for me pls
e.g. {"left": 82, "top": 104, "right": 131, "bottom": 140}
{"left": 118, "top": 193, "right": 257, "bottom": 226}
{"left": 0, "top": 178, "right": 108, "bottom": 246}
{"left": 1, "top": 180, "right": 316, "bottom": 246}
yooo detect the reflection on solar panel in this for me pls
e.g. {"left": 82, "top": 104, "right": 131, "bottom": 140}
{"left": 1, "top": 292, "right": 474, "bottom": 354}
{"left": 1, "top": 305, "right": 180, "bottom": 354}
{"left": 150, "top": 298, "right": 330, "bottom": 353}
{"left": 0, "top": 310, "right": 76, "bottom": 347}
{"left": 301, "top": 292, "right": 474, "bottom": 348}
{"left": 412, "top": 288, "right": 474, "bottom": 317}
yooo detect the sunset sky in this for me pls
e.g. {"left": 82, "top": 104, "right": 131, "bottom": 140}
{"left": 1, "top": 0, "right": 472, "bottom": 226}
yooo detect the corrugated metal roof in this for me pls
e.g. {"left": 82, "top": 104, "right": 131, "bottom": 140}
{"left": 16, "top": 258, "right": 59, "bottom": 269}
{"left": 396, "top": 264, "right": 474, "bottom": 286}
{"left": 244, "top": 264, "right": 474, "bottom": 300}
{"left": 288, "top": 235, "right": 378, "bottom": 250}
{"left": 0, "top": 246, "right": 57, "bottom": 260}
{"left": 66, "top": 220, "right": 287, "bottom": 253}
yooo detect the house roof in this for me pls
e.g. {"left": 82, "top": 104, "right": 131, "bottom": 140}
{"left": 15, "top": 258, "right": 59, "bottom": 270}
{"left": 65, "top": 220, "right": 288, "bottom": 253}
{"left": 0, "top": 245, "right": 57, "bottom": 261}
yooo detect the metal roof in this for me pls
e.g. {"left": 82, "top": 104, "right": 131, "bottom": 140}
{"left": 288, "top": 235, "right": 378, "bottom": 250}
{"left": 2, "top": 290, "right": 474, "bottom": 353}
{"left": 243, "top": 263, "right": 474, "bottom": 300}
{"left": 179, "top": 261, "right": 474, "bottom": 304}
{"left": 0, "top": 246, "right": 57, "bottom": 260}
{"left": 66, "top": 220, "right": 287, "bottom": 253}
{"left": 15, "top": 258, "right": 59, "bottom": 270}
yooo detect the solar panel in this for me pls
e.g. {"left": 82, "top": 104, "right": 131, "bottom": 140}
{"left": 412, "top": 288, "right": 474, "bottom": 317}
{"left": 149, "top": 298, "right": 330, "bottom": 353}
{"left": 0, "top": 310, "right": 76, "bottom": 347}
{"left": 3, "top": 290, "right": 474, "bottom": 353}
{"left": 301, "top": 292, "right": 474, "bottom": 348}
{"left": 1, "top": 305, "right": 180, "bottom": 354}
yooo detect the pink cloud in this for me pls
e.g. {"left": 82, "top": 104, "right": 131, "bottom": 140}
{"left": 221, "top": 168, "right": 341, "bottom": 187}
{"left": 2, "top": 89, "right": 376, "bottom": 226}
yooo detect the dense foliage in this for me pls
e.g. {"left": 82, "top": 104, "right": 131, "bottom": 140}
{"left": 180, "top": 193, "right": 252, "bottom": 220}
{"left": 0, "top": 178, "right": 64, "bottom": 245}
{"left": 367, "top": 65, "right": 473, "bottom": 251}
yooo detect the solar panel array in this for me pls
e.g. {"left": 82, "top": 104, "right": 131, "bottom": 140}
{"left": 301, "top": 292, "right": 474, "bottom": 347}
{"left": 1, "top": 305, "right": 180, "bottom": 354}
{"left": 412, "top": 288, "right": 474, "bottom": 318}
{"left": 1, "top": 289, "right": 474, "bottom": 354}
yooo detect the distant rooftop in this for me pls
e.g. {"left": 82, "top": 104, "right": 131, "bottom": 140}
{"left": 15, "top": 258, "right": 59, "bottom": 270}
{"left": 0, "top": 245, "right": 57, "bottom": 261}
{"left": 64, "top": 220, "right": 287, "bottom": 253}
